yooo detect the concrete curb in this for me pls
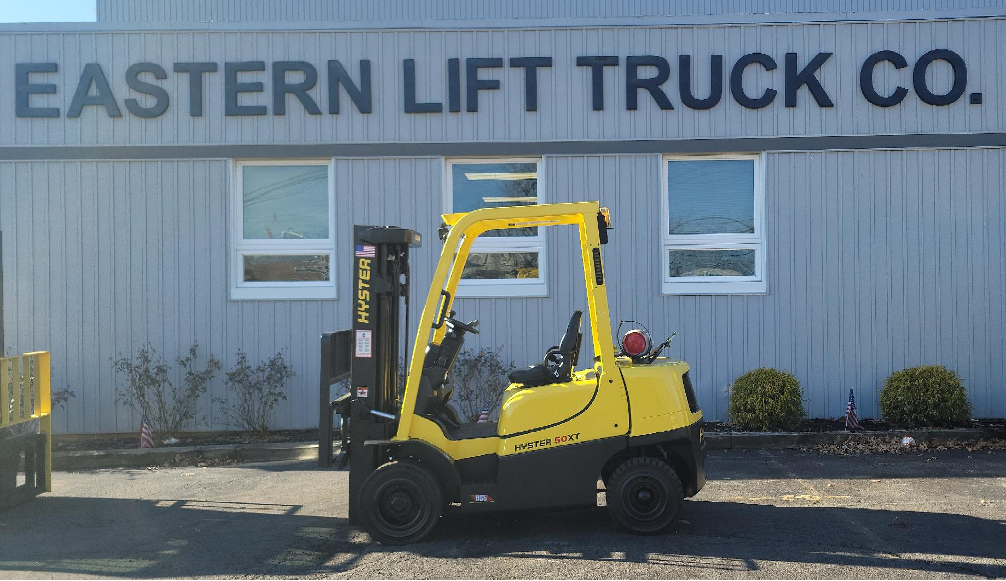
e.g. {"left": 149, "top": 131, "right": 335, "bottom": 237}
{"left": 54, "top": 441, "right": 319, "bottom": 471}
{"left": 704, "top": 428, "right": 1005, "bottom": 450}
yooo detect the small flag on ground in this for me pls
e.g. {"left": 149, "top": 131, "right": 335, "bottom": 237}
{"left": 139, "top": 416, "right": 155, "bottom": 448}
{"left": 845, "top": 388, "right": 862, "bottom": 431}
{"left": 355, "top": 244, "right": 376, "bottom": 258}
{"left": 477, "top": 406, "right": 490, "bottom": 423}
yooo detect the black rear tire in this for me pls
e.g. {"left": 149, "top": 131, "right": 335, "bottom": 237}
{"left": 357, "top": 460, "right": 443, "bottom": 545}
{"left": 606, "top": 457, "right": 683, "bottom": 534}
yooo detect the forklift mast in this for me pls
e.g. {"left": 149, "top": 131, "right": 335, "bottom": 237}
{"left": 318, "top": 225, "right": 420, "bottom": 523}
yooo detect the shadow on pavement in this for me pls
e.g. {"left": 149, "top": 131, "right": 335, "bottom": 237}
{"left": 0, "top": 496, "right": 365, "bottom": 578}
{"left": 2, "top": 495, "right": 1003, "bottom": 578}
{"left": 423, "top": 500, "right": 1006, "bottom": 578}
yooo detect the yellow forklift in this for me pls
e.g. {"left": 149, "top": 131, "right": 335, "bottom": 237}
{"left": 319, "top": 201, "right": 704, "bottom": 544}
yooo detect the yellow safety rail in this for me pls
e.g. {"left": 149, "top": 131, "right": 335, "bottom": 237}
{"left": 0, "top": 351, "right": 51, "bottom": 492}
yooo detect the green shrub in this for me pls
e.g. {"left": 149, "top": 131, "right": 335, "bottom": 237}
{"left": 728, "top": 368, "right": 805, "bottom": 431}
{"left": 880, "top": 365, "right": 971, "bottom": 428}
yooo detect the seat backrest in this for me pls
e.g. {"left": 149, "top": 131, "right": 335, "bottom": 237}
{"left": 559, "top": 311, "right": 583, "bottom": 353}
{"left": 558, "top": 310, "right": 583, "bottom": 374}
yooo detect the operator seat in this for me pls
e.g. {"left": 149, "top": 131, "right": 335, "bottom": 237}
{"left": 508, "top": 311, "right": 583, "bottom": 388}
{"left": 415, "top": 324, "right": 465, "bottom": 420}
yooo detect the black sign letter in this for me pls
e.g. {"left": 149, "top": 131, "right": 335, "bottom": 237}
{"left": 466, "top": 57, "right": 503, "bottom": 113}
{"left": 328, "top": 60, "right": 372, "bottom": 114}
{"left": 626, "top": 55, "right": 673, "bottom": 110}
{"left": 913, "top": 49, "right": 967, "bottom": 106}
{"left": 273, "top": 61, "right": 321, "bottom": 116}
{"left": 68, "top": 63, "right": 122, "bottom": 118}
{"left": 860, "top": 50, "right": 908, "bottom": 107}
{"left": 15, "top": 63, "right": 59, "bottom": 118}
{"left": 785, "top": 52, "right": 834, "bottom": 107}
{"left": 173, "top": 62, "right": 217, "bottom": 117}
{"left": 730, "top": 53, "right": 777, "bottom": 109}
{"left": 448, "top": 58, "right": 461, "bottom": 112}
{"left": 403, "top": 59, "right": 443, "bottom": 113}
{"left": 225, "top": 61, "right": 267, "bottom": 116}
{"left": 678, "top": 55, "right": 722, "bottom": 110}
{"left": 575, "top": 56, "right": 618, "bottom": 111}
{"left": 509, "top": 57, "right": 552, "bottom": 112}
{"left": 124, "top": 62, "right": 169, "bottom": 118}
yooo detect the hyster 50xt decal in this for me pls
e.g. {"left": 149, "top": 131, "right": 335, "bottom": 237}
{"left": 356, "top": 258, "right": 371, "bottom": 323}
{"left": 513, "top": 432, "right": 580, "bottom": 452}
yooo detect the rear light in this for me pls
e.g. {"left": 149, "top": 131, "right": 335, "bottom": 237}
{"left": 622, "top": 329, "right": 651, "bottom": 357}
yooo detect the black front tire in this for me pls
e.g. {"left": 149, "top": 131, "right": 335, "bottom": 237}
{"left": 357, "top": 460, "right": 443, "bottom": 545}
{"left": 606, "top": 457, "right": 684, "bottom": 534}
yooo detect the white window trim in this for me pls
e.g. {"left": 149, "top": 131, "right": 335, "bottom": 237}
{"left": 231, "top": 159, "right": 337, "bottom": 300}
{"left": 661, "top": 153, "right": 767, "bottom": 295}
{"left": 444, "top": 156, "right": 547, "bottom": 298}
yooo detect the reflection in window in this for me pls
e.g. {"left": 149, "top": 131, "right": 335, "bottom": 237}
{"left": 232, "top": 161, "right": 335, "bottom": 300}
{"left": 452, "top": 162, "right": 538, "bottom": 237}
{"left": 669, "top": 249, "right": 755, "bottom": 278}
{"left": 243, "top": 165, "right": 329, "bottom": 240}
{"left": 663, "top": 155, "right": 764, "bottom": 294}
{"left": 668, "top": 160, "right": 754, "bottom": 235}
{"left": 243, "top": 255, "right": 331, "bottom": 282}
{"left": 461, "top": 252, "right": 540, "bottom": 280}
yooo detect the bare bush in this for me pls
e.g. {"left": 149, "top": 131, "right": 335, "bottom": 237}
{"left": 215, "top": 350, "right": 295, "bottom": 434}
{"left": 449, "top": 347, "right": 515, "bottom": 422}
{"left": 113, "top": 343, "right": 220, "bottom": 439}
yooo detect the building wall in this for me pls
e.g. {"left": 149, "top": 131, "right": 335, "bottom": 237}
{"left": 0, "top": 18, "right": 1001, "bottom": 148}
{"left": 94, "top": 0, "right": 1006, "bottom": 24}
{"left": 3, "top": 148, "right": 1005, "bottom": 433}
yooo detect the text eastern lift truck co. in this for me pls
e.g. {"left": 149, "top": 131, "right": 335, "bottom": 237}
{"left": 318, "top": 201, "right": 705, "bottom": 544}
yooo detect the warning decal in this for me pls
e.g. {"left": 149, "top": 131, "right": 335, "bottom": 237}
{"left": 355, "top": 330, "right": 372, "bottom": 358}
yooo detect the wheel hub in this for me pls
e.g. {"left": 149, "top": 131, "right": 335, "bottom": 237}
{"left": 389, "top": 491, "right": 411, "bottom": 513}
{"left": 624, "top": 477, "right": 667, "bottom": 520}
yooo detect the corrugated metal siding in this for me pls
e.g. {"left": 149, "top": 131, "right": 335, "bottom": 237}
{"left": 95, "top": 0, "right": 1006, "bottom": 23}
{"left": 3, "top": 149, "right": 1004, "bottom": 433}
{"left": 1, "top": 19, "right": 1001, "bottom": 147}
{"left": 545, "top": 150, "right": 1006, "bottom": 422}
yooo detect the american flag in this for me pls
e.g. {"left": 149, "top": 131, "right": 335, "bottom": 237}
{"left": 477, "top": 405, "right": 490, "bottom": 423}
{"left": 355, "top": 244, "right": 376, "bottom": 258}
{"left": 139, "top": 416, "right": 155, "bottom": 448}
{"left": 845, "top": 388, "right": 862, "bottom": 431}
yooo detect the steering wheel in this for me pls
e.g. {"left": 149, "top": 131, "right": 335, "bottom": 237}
{"left": 446, "top": 315, "right": 480, "bottom": 334}
{"left": 544, "top": 349, "right": 565, "bottom": 378}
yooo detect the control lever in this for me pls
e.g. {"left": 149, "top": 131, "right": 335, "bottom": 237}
{"left": 644, "top": 332, "right": 676, "bottom": 363}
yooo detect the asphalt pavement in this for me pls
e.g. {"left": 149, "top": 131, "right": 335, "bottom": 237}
{"left": 2, "top": 449, "right": 1005, "bottom": 579}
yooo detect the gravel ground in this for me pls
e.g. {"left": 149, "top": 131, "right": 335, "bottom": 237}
{"left": 1, "top": 449, "right": 1004, "bottom": 579}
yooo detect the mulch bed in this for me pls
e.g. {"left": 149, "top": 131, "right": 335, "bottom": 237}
{"left": 811, "top": 437, "right": 1006, "bottom": 455}
{"left": 53, "top": 429, "right": 320, "bottom": 452}
{"left": 703, "top": 418, "right": 1005, "bottom": 433}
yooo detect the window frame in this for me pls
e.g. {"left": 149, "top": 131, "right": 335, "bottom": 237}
{"left": 660, "top": 153, "right": 767, "bottom": 295}
{"left": 443, "top": 156, "right": 547, "bottom": 298}
{"left": 230, "top": 159, "right": 337, "bottom": 300}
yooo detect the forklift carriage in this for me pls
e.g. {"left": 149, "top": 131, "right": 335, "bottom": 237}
{"left": 319, "top": 202, "right": 705, "bottom": 544}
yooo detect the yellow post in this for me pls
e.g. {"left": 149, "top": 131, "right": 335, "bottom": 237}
{"left": 27, "top": 352, "right": 52, "bottom": 492}
{"left": 12, "top": 356, "right": 22, "bottom": 425}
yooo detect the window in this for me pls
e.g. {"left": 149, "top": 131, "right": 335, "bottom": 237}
{"left": 231, "top": 160, "right": 336, "bottom": 300}
{"left": 445, "top": 158, "right": 547, "bottom": 297}
{"left": 661, "top": 154, "right": 766, "bottom": 295}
